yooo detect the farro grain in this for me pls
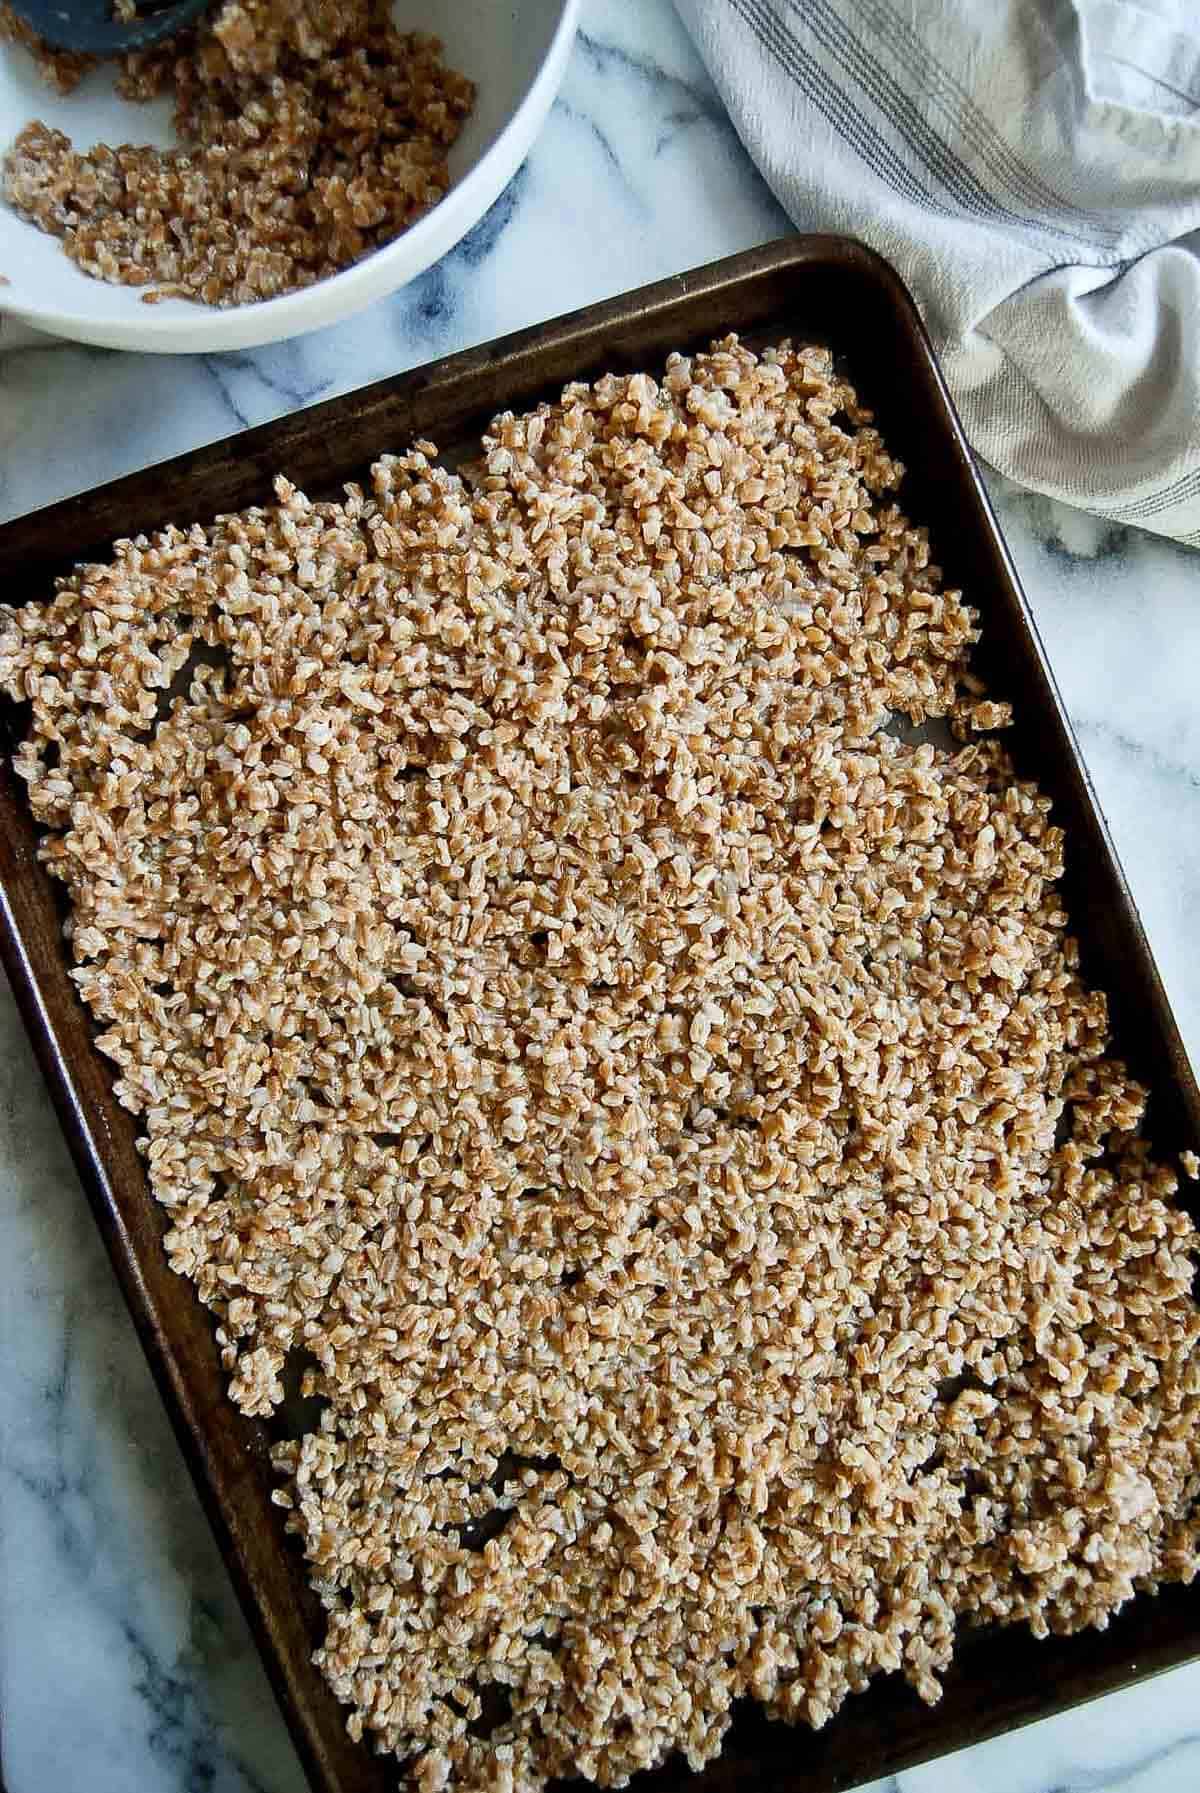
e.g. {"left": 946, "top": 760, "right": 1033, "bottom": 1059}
{"left": 0, "top": 0, "right": 474, "bottom": 306}
{"left": 3, "top": 338, "right": 1198, "bottom": 1793}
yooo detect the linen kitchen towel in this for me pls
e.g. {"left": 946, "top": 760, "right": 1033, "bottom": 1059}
{"left": 676, "top": 0, "right": 1200, "bottom": 544}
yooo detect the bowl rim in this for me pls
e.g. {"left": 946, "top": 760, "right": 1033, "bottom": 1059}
{"left": 0, "top": 0, "right": 581, "bottom": 348}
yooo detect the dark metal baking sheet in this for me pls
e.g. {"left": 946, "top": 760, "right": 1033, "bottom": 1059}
{"left": 2, "top": 238, "right": 1197, "bottom": 1793}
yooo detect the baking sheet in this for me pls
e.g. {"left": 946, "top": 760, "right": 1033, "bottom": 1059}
{"left": 1, "top": 238, "right": 1197, "bottom": 1793}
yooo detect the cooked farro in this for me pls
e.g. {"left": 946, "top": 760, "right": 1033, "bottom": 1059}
{"left": 3, "top": 338, "right": 1198, "bottom": 1793}
{"left": 0, "top": 0, "right": 474, "bottom": 306}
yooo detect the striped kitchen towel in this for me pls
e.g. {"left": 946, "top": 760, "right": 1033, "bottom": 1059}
{"left": 675, "top": 0, "right": 1200, "bottom": 545}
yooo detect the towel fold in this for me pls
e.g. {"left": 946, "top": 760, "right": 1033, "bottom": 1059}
{"left": 675, "top": 0, "right": 1200, "bottom": 544}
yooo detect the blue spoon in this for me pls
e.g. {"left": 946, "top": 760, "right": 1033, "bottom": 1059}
{"left": 5, "top": 0, "right": 210, "bottom": 54}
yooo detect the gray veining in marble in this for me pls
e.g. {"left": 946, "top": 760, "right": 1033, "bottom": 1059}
{"left": 2, "top": 3, "right": 1198, "bottom": 1791}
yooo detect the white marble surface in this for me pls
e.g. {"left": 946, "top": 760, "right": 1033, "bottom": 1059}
{"left": 1, "top": 3, "right": 1198, "bottom": 1791}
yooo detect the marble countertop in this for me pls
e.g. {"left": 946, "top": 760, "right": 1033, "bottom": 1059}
{"left": 2, "top": 3, "right": 1199, "bottom": 1791}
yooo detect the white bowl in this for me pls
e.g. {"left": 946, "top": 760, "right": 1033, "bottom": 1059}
{"left": 0, "top": 0, "right": 578, "bottom": 352}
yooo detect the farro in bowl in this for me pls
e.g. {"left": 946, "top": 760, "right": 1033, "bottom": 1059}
{"left": 0, "top": 0, "right": 579, "bottom": 352}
